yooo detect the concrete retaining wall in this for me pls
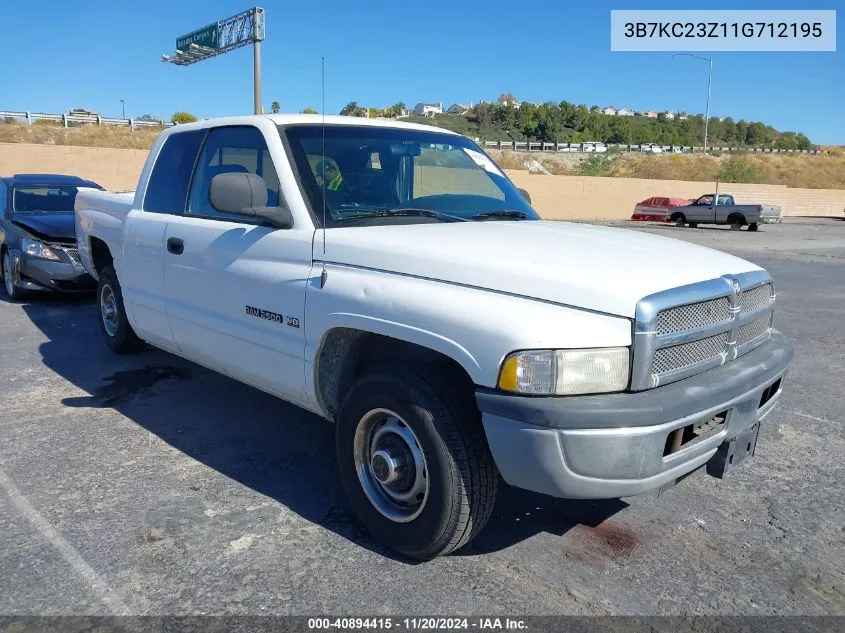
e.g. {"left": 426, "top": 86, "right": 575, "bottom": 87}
{"left": 2, "top": 143, "right": 843, "bottom": 218}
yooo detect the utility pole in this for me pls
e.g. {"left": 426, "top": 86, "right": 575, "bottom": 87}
{"left": 120, "top": 99, "right": 125, "bottom": 119}
{"left": 673, "top": 53, "right": 713, "bottom": 151}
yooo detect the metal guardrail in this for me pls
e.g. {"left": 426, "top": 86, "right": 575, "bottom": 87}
{"left": 482, "top": 140, "right": 823, "bottom": 155}
{"left": 0, "top": 110, "right": 173, "bottom": 130}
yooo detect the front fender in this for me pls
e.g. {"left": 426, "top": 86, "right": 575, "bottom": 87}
{"left": 304, "top": 264, "right": 633, "bottom": 393}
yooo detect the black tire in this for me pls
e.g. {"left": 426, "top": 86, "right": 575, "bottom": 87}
{"left": 688, "top": 222, "right": 699, "bottom": 228}
{"left": 2, "top": 247, "right": 24, "bottom": 301}
{"left": 671, "top": 214, "right": 685, "bottom": 227}
{"left": 748, "top": 223, "right": 759, "bottom": 232}
{"left": 97, "top": 265, "right": 144, "bottom": 354}
{"left": 728, "top": 214, "right": 745, "bottom": 231}
{"left": 336, "top": 363, "right": 498, "bottom": 560}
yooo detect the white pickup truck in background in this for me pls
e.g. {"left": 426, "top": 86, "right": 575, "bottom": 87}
{"left": 75, "top": 115, "right": 793, "bottom": 560}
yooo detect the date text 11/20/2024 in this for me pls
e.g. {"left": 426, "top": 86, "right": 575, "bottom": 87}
{"left": 307, "top": 618, "right": 527, "bottom": 630}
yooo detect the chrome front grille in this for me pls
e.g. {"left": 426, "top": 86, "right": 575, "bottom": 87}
{"left": 632, "top": 272, "right": 776, "bottom": 390}
{"left": 740, "top": 283, "right": 773, "bottom": 313}
{"left": 655, "top": 296, "right": 731, "bottom": 335}
{"left": 652, "top": 333, "right": 728, "bottom": 375}
{"left": 737, "top": 313, "right": 772, "bottom": 347}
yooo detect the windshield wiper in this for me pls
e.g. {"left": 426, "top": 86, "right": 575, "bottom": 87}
{"left": 471, "top": 210, "right": 529, "bottom": 221}
{"left": 334, "top": 208, "right": 468, "bottom": 223}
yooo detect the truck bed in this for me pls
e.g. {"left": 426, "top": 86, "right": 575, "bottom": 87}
{"left": 74, "top": 189, "right": 135, "bottom": 280}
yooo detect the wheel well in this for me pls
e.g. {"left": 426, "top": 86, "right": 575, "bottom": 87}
{"left": 90, "top": 237, "right": 113, "bottom": 274}
{"left": 727, "top": 213, "right": 746, "bottom": 225}
{"left": 315, "top": 328, "right": 475, "bottom": 419}
{"left": 670, "top": 212, "right": 685, "bottom": 221}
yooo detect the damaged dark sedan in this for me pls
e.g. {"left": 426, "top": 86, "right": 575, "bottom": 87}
{"left": 0, "top": 174, "right": 103, "bottom": 299}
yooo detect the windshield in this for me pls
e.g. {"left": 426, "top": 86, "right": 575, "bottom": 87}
{"left": 281, "top": 125, "right": 540, "bottom": 227}
{"left": 12, "top": 186, "right": 80, "bottom": 214}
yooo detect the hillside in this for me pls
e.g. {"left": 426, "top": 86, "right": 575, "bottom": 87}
{"left": 401, "top": 105, "right": 814, "bottom": 151}
{"left": 1, "top": 121, "right": 842, "bottom": 190}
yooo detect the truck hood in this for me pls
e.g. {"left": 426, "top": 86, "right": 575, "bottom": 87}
{"left": 322, "top": 220, "right": 762, "bottom": 318}
{"left": 12, "top": 213, "right": 76, "bottom": 244}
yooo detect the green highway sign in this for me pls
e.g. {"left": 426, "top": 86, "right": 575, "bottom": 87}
{"left": 176, "top": 23, "right": 220, "bottom": 51}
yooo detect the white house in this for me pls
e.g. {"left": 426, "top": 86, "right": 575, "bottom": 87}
{"left": 601, "top": 106, "right": 617, "bottom": 116}
{"left": 413, "top": 102, "right": 443, "bottom": 117}
{"left": 447, "top": 102, "right": 473, "bottom": 115}
{"left": 663, "top": 111, "right": 675, "bottom": 120}
{"left": 617, "top": 108, "right": 635, "bottom": 117}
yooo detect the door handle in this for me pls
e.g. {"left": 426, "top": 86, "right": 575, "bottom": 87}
{"left": 167, "top": 237, "right": 184, "bottom": 255}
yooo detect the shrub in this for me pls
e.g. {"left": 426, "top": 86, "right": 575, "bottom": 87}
{"left": 717, "top": 155, "right": 764, "bottom": 183}
{"left": 579, "top": 154, "right": 613, "bottom": 177}
{"left": 171, "top": 111, "right": 197, "bottom": 125}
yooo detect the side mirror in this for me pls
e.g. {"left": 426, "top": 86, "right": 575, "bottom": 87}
{"left": 209, "top": 172, "right": 293, "bottom": 229}
{"left": 518, "top": 187, "right": 532, "bottom": 204}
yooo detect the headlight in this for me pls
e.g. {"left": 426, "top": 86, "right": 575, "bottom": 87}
{"left": 21, "top": 238, "right": 62, "bottom": 261}
{"left": 497, "top": 348, "right": 630, "bottom": 396}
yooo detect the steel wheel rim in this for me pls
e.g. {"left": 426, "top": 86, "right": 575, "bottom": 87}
{"left": 3, "top": 252, "right": 13, "bottom": 296}
{"left": 100, "top": 284, "right": 118, "bottom": 337}
{"left": 353, "top": 408, "right": 429, "bottom": 523}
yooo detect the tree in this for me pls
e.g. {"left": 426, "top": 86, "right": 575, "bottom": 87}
{"left": 302, "top": 107, "right": 318, "bottom": 114}
{"left": 171, "top": 111, "right": 197, "bottom": 125}
{"left": 339, "top": 101, "right": 366, "bottom": 117}
{"left": 271, "top": 101, "right": 281, "bottom": 114}
{"left": 497, "top": 92, "right": 517, "bottom": 105}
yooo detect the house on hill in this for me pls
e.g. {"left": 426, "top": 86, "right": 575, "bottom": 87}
{"left": 447, "top": 103, "right": 473, "bottom": 114}
{"left": 413, "top": 102, "right": 443, "bottom": 117}
{"left": 617, "top": 107, "right": 635, "bottom": 116}
{"left": 601, "top": 106, "right": 617, "bottom": 116}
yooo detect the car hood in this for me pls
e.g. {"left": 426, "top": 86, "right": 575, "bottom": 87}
{"left": 321, "top": 220, "right": 762, "bottom": 318}
{"left": 12, "top": 213, "right": 76, "bottom": 243}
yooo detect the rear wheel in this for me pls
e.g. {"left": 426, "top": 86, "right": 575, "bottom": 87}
{"left": 2, "top": 248, "right": 23, "bottom": 301}
{"left": 97, "top": 265, "right": 144, "bottom": 354}
{"left": 336, "top": 363, "right": 497, "bottom": 560}
{"left": 672, "top": 214, "right": 686, "bottom": 227}
{"left": 728, "top": 214, "right": 745, "bottom": 231}
{"left": 748, "top": 223, "right": 759, "bottom": 232}
{"left": 688, "top": 222, "right": 699, "bottom": 228}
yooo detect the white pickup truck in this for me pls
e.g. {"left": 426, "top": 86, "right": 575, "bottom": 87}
{"left": 75, "top": 115, "right": 793, "bottom": 560}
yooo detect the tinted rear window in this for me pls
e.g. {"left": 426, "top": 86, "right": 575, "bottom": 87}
{"left": 143, "top": 130, "right": 205, "bottom": 214}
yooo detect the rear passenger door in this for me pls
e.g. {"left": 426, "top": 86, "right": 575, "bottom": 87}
{"left": 162, "top": 125, "right": 314, "bottom": 403}
{"left": 121, "top": 129, "right": 205, "bottom": 352}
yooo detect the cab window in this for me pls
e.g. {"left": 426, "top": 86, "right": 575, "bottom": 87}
{"left": 187, "top": 126, "right": 282, "bottom": 221}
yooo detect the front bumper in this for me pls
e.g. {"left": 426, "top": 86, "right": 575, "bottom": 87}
{"left": 9, "top": 250, "right": 95, "bottom": 293}
{"left": 476, "top": 330, "right": 794, "bottom": 499}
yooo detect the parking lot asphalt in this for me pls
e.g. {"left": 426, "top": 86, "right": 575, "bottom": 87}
{"left": 1, "top": 218, "right": 843, "bottom": 616}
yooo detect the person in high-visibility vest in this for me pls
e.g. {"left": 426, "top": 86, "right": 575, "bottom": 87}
{"left": 317, "top": 159, "right": 343, "bottom": 192}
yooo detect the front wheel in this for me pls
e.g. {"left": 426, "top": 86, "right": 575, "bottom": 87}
{"left": 748, "top": 223, "right": 759, "bottom": 232}
{"left": 336, "top": 364, "right": 497, "bottom": 560}
{"left": 2, "top": 249, "right": 24, "bottom": 301}
{"left": 688, "top": 222, "right": 699, "bottom": 228}
{"left": 97, "top": 265, "right": 144, "bottom": 354}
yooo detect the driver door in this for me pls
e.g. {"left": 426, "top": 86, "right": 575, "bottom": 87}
{"left": 162, "top": 125, "right": 314, "bottom": 402}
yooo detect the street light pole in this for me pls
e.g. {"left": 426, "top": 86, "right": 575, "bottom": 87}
{"left": 120, "top": 99, "right": 125, "bottom": 119}
{"left": 673, "top": 53, "right": 712, "bottom": 151}
{"left": 253, "top": 39, "right": 262, "bottom": 115}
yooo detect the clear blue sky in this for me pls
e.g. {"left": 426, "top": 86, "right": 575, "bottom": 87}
{"left": 2, "top": 0, "right": 842, "bottom": 143}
